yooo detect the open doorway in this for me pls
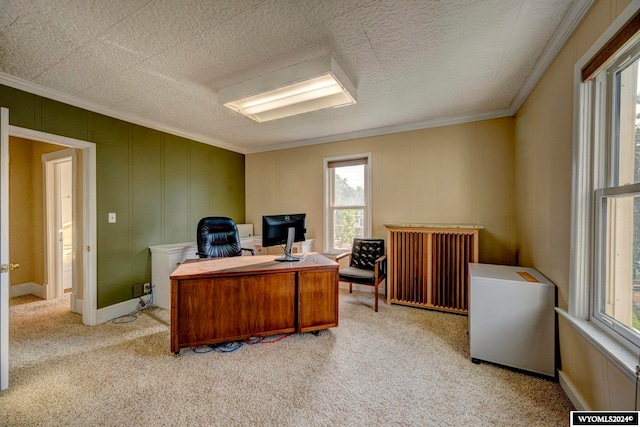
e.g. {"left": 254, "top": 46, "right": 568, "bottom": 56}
{"left": 0, "top": 115, "right": 98, "bottom": 390}
{"left": 43, "top": 148, "right": 76, "bottom": 303}
{"left": 5, "top": 124, "right": 96, "bottom": 326}
{"left": 2, "top": 110, "right": 98, "bottom": 391}
{"left": 9, "top": 139, "right": 80, "bottom": 313}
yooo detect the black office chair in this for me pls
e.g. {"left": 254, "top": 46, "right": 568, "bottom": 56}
{"left": 196, "top": 217, "right": 256, "bottom": 258}
{"left": 336, "top": 238, "right": 386, "bottom": 312}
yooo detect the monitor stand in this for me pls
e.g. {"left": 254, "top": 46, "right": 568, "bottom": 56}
{"left": 276, "top": 227, "right": 301, "bottom": 262}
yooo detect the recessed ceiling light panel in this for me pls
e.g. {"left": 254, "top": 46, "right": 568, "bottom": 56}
{"left": 218, "top": 54, "right": 357, "bottom": 122}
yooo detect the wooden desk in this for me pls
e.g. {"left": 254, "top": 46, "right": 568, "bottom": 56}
{"left": 170, "top": 253, "right": 339, "bottom": 354}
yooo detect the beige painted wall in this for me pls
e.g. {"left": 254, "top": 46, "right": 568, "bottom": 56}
{"left": 9, "top": 137, "right": 33, "bottom": 286}
{"left": 246, "top": 117, "right": 516, "bottom": 266}
{"left": 9, "top": 137, "right": 71, "bottom": 287}
{"left": 514, "top": 0, "right": 635, "bottom": 411}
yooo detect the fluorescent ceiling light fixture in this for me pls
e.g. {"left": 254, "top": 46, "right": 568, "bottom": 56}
{"left": 218, "top": 54, "right": 357, "bottom": 122}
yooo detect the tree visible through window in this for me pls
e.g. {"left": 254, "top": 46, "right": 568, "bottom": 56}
{"left": 333, "top": 168, "right": 364, "bottom": 249}
{"left": 324, "top": 155, "right": 371, "bottom": 253}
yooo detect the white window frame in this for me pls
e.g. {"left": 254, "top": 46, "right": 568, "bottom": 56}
{"left": 593, "top": 184, "right": 640, "bottom": 344}
{"left": 323, "top": 153, "right": 372, "bottom": 253}
{"left": 564, "top": 2, "right": 640, "bottom": 381}
{"left": 588, "top": 47, "right": 640, "bottom": 348}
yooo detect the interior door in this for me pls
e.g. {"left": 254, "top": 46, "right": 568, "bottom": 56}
{"left": 1, "top": 107, "right": 9, "bottom": 390}
{"left": 44, "top": 150, "right": 75, "bottom": 301}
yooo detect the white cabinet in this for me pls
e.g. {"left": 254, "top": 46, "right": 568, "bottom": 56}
{"left": 240, "top": 237, "right": 259, "bottom": 254}
{"left": 149, "top": 242, "right": 198, "bottom": 309}
{"left": 297, "top": 239, "right": 315, "bottom": 253}
{"left": 469, "top": 263, "right": 556, "bottom": 377}
{"left": 239, "top": 237, "right": 314, "bottom": 255}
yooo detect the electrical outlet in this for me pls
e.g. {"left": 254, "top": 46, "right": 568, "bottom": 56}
{"left": 132, "top": 283, "right": 144, "bottom": 298}
{"left": 133, "top": 283, "right": 152, "bottom": 298}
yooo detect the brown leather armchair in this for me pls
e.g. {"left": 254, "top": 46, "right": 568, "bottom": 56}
{"left": 336, "top": 238, "right": 386, "bottom": 312}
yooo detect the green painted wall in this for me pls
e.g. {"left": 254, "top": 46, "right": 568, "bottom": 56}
{"left": 0, "top": 84, "right": 245, "bottom": 308}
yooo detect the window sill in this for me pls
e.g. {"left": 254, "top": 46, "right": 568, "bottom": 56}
{"left": 556, "top": 308, "right": 638, "bottom": 382}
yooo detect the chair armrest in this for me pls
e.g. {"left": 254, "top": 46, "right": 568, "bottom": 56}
{"left": 241, "top": 247, "right": 257, "bottom": 256}
{"left": 335, "top": 252, "right": 351, "bottom": 261}
{"left": 374, "top": 254, "right": 387, "bottom": 279}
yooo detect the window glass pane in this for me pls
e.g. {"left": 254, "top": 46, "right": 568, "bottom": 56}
{"left": 603, "top": 194, "right": 640, "bottom": 333}
{"left": 333, "top": 209, "right": 364, "bottom": 250}
{"left": 637, "top": 194, "right": 640, "bottom": 288}
{"left": 333, "top": 165, "right": 364, "bottom": 206}
{"left": 616, "top": 57, "right": 640, "bottom": 185}
{"left": 325, "top": 154, "right": 370, "bottom": 253}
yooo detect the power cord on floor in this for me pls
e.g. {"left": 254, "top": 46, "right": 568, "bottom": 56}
{"left": 192, "top": 334, "right": 293, "bottom": 355}
{"left": 111, "top": 284, "right": 155, "bottom": 324}
{"left": 193, "top": 341, "right": 243, "bottom": 354}
{"left": 244, "top": 334, "right": 291, "bottom": 345}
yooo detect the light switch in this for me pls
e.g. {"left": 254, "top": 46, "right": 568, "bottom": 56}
{"left": 108, "top": 213, "right": 116, "bottom": 223}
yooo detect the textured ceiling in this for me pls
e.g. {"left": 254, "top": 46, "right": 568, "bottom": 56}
{"left": 0, "top": 0, "right": 583, "bottom": 153}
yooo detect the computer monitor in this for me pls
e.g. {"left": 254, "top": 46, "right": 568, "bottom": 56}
{"left": 262, "top": 214, "right": 306, "bottom": 262}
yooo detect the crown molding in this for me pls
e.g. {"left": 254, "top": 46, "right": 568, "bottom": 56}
{"left": 246, "top": 109, "right": 513, "bottom": 154}
{"left": 247, "top": 2, "right": 596, "bottom": 154}
{"left": 1, "top": 0, "right": 595, "bottom": 157}
{"left": 0, "top": 72, "right": 246, "bottom": 154}
{"left": 509, "top": 0, "right": 596, "bottom": 113}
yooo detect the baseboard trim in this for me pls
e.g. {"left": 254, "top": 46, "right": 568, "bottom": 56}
{"left": 96, "top": 295, "right": 151, "bottom": 324}
{"left": 558, "top": 369, "right": 591, "bottom": 411}
{"left": 31, "top": 283, "right": 44, "bottom": 299}
{"left": 10, "top": 283, "right": 34, "bottom": 297}
{"left": 72, "top": 297, "right": 83, "bottom": 315}
{"left": 10, "top": 282, "right": 44, "bottom": 298}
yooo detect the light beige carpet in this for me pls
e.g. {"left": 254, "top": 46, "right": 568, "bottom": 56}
{"left": 1, "top": 290, "right": 573, "bottom": 426}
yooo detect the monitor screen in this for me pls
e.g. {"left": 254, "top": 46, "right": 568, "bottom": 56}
{"left": 262, "top": 214, "right": 306, "bottom": 248}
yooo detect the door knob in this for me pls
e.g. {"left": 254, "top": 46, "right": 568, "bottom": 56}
{"left": 0, "top": 263, "right": 20, "bottom": 273}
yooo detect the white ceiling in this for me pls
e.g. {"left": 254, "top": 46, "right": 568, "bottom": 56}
{"left": 0, "top": 0, "right": 589, "bottom": 153}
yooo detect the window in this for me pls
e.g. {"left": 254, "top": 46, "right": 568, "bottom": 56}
{"left": 323, "top": 154, "right": 371, "bottom": 253}
{"left": 582, "top": 30, "right": 640, "bottom": 352}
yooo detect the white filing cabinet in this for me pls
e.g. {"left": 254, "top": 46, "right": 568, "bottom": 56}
{"left": 469, "top": 263, "right": 556, "bottom": 377}
{"left": 149, "top": 242, "right": 198, "bottom": 309}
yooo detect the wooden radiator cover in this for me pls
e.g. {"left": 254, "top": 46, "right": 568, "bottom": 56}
{"left": 384, "top": 224, "right": 482, "bottom": 315}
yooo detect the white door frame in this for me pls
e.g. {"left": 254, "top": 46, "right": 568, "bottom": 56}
{"left": 1, "top": 108, "right": 10, "bottom": 390}
{"left": 43, "top": 149, "right": 76, "bottom": 303}
{"left": 9, "top": 125, "right": 97, "bottom": 326}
